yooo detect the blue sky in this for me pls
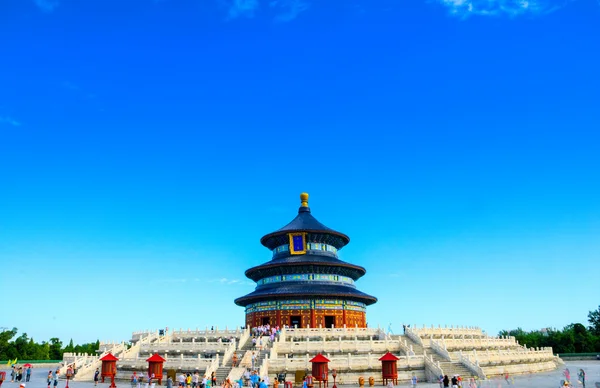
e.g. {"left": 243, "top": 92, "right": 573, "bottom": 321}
{"left": 0, "top": 0, "right": 599, "bottom": 345}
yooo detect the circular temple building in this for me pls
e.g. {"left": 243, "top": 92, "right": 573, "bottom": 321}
{"left": 235, "top": 193, "right": 377, "bottom": 328}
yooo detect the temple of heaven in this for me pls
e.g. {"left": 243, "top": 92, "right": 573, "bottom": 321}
{"left": 235, "top": 193, "right": 377, "bottom": 329}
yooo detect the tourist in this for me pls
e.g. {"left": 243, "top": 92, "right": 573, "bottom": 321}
{"left": 202, "top": 375, "right": 208, "bottom": 388}
{"left": 139, "top": 375, "right": 145, "bottom": 388}
{"left": 194, "top": 371, "right": 200, "bottom": 388}
{"left": 450, "top": 375, "right": 458, "bottom": 388}
{"left": 25, "top": 366, "right": 32, "bottom": 382}
{"left": 53, "top": 368, "right": 59, "bottom": 388}
{"left": 131, "top": 372, "right": 138, "bottom": 388}
{"left": 167, "top": 377, "right": 174, "bottom": 388}
{"left": 48, "top": 371, "right": 53, "bottom": 388}
{"left": 410, "top": 374, "right": 417, "bottom": 387}
{"left": 442, "top": 375, "right": 449, "bottom": 388}
{"left": 150, "top": 373, "right": 156, "bottom": 388}
{"left": 232, "top": 352, "right": 238, "bottom": 367}
{"left": 258, "top": 379, "right": 267, "bottom": 388}
{"left": 17, "top": 367, "right": 23, "bottom": 382}
{"left": 10, "top": 366, "right": 15, "bottom": 383}
{"left": 187, "top": 373, "right": 192, "bottom": 388}
{"left": 94, "top": 368, "right": 100, "bottom": 386}
{"left": 211, "top": 371, "right": 217, "bottom": 388}
{"left": 438, "top": 375, "right": 444, "bottom": 388}
{"left": 251, "top": 352, "right": 256, "bottom": 370}
{"left": 179, "top": 373, "right": 186, "bottom": 388}
{"left": 578, "top": 369, "right": 585, "bottom": 388}
{"left": 456, "top": 375, "right": 462, "bottom": 388}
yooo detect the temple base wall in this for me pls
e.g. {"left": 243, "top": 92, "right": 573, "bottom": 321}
{"left": 246, "top": 309, "right": 366, "bottom": 328}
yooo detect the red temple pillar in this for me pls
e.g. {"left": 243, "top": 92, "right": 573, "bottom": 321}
{"left": 276, "top": 310, "right": 281, "bottom": 327}
{"left": 342, "top": 310, "right": 346, "bottom": 326}
{"left": 311, "top": 309, "right": 316, "bottom": 328}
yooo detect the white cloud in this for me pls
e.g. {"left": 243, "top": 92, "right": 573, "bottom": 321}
{"left": 0, "top": 116, "right": 21, "bottom": 127}
{"left": 437, "top": 0, "right": 567, "bottom": 16}
{"left": 227, "top": 0, "right": 260, "bottom": 19}
{"left": 34, "top": 0, "right": 60, "bottom": 12}
{"left": 270, "top": 0, "right": 310, "bottom": 22}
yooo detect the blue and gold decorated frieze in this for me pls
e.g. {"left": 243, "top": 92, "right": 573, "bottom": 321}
{"left": 256, "top": 273, "right": 355, "bottom": 286}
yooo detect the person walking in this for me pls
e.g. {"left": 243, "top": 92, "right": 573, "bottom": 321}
{"left": 578, "top": 369, "right": 585, "bottom": 388}
{"left": 443, "top": 375, "right": 449, "bottom": 388}
{"left": 26, "top": 367, "right": 32, "bottom": 382}
{"left": 410, "top": 374, "right": 418, "bottom": 388}
{"left": 94, "top": 369, "right": 100, "bottom": 386}
{"left": 48, "top": 371, "right": 53, "bottom": 388}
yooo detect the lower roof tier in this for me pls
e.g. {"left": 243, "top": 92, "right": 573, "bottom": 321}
{"left": 234, "top": 283, "right": 377, "bottom": 307}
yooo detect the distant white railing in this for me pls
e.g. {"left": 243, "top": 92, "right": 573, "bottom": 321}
{"left": 282, "top": 326, "right": 383, "bottom": 340}
{"left": 438, "top": 336, "right": 517, "bottom": 350}
{"left": 409, "top": 325, "right": 483, "bottom": 338}
{"left": 276, "top": 338, "right": 403, "bottom": 354}
{"left": 172, "top": 327, "right": 243, "bottom": 339}
{"left": 461, "top": 347, "right": 555, "bottom": 366}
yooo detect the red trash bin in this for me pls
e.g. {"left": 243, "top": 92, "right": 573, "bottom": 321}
{"left": 285, "top": 382, "right": 293, "bottom": 388}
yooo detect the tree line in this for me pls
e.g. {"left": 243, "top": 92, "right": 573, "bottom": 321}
{"left": 0, "top": 328, "right": 99, "bottom": 361}
{"left": 498, "top": 305, "right": 600, "bottom": 354}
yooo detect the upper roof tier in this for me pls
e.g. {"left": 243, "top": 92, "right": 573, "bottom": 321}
{"left": 260, "top": 193, "right": 350, "bottom": 250}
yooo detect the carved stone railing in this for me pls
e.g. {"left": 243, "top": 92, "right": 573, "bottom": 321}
{"left": 423, "top": 351, "right": 445, "bottom": 382}
{"left": 268, "top": 353, "right": 424, "bottom": 371}
{"left": 282, "top": 326, "right": 383, "bottom": 340}
{"left": 140, "top": 342, "right": 234, "bottom": 352}
{"left": 458, "top": 350, "right": 486, "bottom": 379}
{"left": 409, "top": 325, "right": 483, "bottom": 338}
{"left": 172, "top": 327, "right": 243, "bottom": 339}
{"left": 237, "top": 327, "right": 251, "bottom": 350}
{"left": 276, "top": 338, "right": 403, "bottom": 354}
{"left": 404, "top": 326, "right": 423, "bottom": 346}
{"left": 117, "top": 354, "right": 214, "bottom": 370}
{"left": 441, "top": 336, "right": 517, "bottom": 350}
{"left": 204, "top": 354, "right": 221, "bottom": 378}
{"left": 259, "top": 353, "right": 269, "bottom": 377}
{"left": 221, "top": 339, "right": 238, "bottom": 366}
{"left": 430, "top": 339, "right": 452, "bottom": 361}
{"left": 463, "top": 347, "right": 555, "bottom": 366}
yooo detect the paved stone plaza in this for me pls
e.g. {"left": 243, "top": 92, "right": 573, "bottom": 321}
{"left": 2, "top": 361, "right": 599, "bottom": 388}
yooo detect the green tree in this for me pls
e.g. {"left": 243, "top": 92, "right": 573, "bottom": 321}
{"left": 49, "top": 338, "right": 63, "bottom": 360}
{"left": 588, "top": 305, "right": 600, "bottom": 336}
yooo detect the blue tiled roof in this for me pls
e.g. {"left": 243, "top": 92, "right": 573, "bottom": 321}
{"left": 260, "top": 205, "right": 350, "bottom": 249}
{"left": 234, "top": 283, "right": 377, "bottom": 307}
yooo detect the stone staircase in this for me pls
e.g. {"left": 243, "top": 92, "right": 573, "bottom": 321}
{"left": 214, "top": 336, "right": 270, "bottom": 384}
{"left": 404, "top": 333, "right": 476, "bottom": 379}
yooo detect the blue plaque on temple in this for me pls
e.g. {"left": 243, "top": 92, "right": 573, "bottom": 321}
{"left": 289, "top": 233, "right": 306, "bottom": 254}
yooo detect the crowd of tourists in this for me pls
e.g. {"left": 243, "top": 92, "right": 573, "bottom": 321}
{"left": 8, "top": 365, "right": 32, "bottom": 383}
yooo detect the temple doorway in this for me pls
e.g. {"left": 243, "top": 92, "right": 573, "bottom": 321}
{"left": 262, "top": 317, "right": 270, "bottom": 326}
{"left": 325, "top": 316, "right": 335, "bottom": 328}
{"left": 290, "top": 315, "right": 302, "bottom": 328}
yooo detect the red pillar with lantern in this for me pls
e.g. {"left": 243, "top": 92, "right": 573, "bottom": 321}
{"left": 100, "top": 353, "right": 119, "bottom": 388}
{"left": 309, "top": 354, "right": 330, "bottom": 388}
{"left": 146, "top": 353, "right": 166, "bottom": 385}
{"left": 378, "top": 352, "right": 399, "bottom": 386}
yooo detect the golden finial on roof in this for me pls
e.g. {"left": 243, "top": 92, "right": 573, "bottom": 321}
{"left": 300, "top": 192, "right": 309, "bottom": 207}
